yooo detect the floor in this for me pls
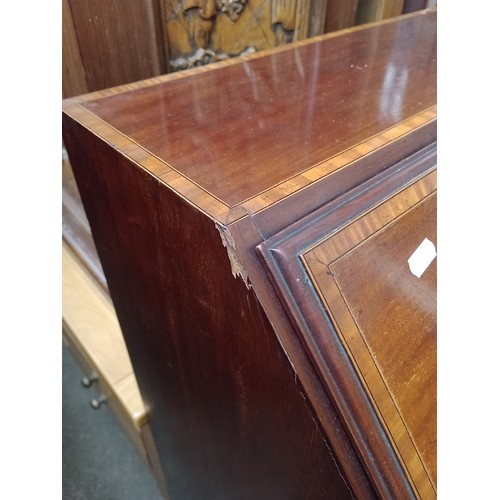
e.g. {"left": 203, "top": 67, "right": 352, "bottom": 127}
{"left": 62, "top": 344, "right": 164, "bottom": 500}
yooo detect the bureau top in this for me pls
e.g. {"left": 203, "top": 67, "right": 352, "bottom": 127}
{"left": 63, "top": 9, "right": 436, "bottom": 224}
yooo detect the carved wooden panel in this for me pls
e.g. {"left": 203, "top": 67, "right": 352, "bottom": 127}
{"left": 163, "top": 0, "right": 327, "bottom": 71}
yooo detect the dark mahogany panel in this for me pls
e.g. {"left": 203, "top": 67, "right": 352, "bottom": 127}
{"left": 63, "top": 114, "right": 356, "bottom": 500}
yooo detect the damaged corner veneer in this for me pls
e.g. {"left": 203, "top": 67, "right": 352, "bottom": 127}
{"left": 62, "top": 9, "right": 436, "bottom": 500}
{"left": 216, "top": 222, "right": 251, "bottom": 288}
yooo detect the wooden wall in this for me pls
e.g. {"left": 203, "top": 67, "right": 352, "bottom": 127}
{"left": 62, "top": 0, "right": 167, "bottom": 98}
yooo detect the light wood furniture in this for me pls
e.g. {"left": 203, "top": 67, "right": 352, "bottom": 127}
{"left": 62, "top": 242, "right": 168, "bottom": 497}
{"left": 62, "top": 242, "right": 145, "bottom": 442}
{"left": 62, "top": 152, "right": 168, "bottom": 494}
{"left": 63, "top": 9, "right": 437, "bottom": 499}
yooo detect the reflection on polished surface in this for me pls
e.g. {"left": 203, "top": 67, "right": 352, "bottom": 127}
{"left": 84, "top": 12, "right": 436, "bottom": 207}
{"left": 379, "top": 62, "right": 408, "bottom": 122}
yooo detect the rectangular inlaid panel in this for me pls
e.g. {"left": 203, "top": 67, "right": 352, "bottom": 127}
{"left": 329, "top": 193, "right": 436, "bottom": 481}
{"left": 302, "top": 171, "right": 436, "bottom": 498}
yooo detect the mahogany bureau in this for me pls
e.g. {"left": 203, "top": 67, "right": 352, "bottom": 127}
{"left": 62, "top": 9, "right": 437, "bottom": 499}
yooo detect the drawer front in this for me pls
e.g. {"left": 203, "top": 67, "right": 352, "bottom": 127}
{"left": 258, "top": 145, "right": 436, "bottom": 499}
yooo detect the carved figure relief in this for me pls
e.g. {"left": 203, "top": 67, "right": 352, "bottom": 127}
{"left": 215, "top": 0, "right": 249, "bottom": 21}
{"left": 164, "top": 0, "right": 326, "bottom": 71}
{"left": 271, "top": 0, "right": 297, "bottom": 44}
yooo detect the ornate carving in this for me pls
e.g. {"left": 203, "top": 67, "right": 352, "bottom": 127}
{"left": 167, "top": 0, "right": 252, "bottom": 70}
{"left": 271, "top": 0, "right": 299, "bottom": 44}
{"left": 215, "top": 0, "right": 248, "bottom": 21}
{"left": 165, "top": 0, "right": 326, "bottom": 71}
{"left": 170, "top": 46, "right": 255, "bottom": 71}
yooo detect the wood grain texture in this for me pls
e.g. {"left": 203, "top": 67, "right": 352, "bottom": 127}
{"left": 63, "top": 10, "right": 436, "bottom": 224}
{"left": 324, "top": 0, "right": 360, "bottom": 32}
{"left": 62, "top": 10, "right": 437, "bottom": 498}
{"left": 62, "top": 155, "right": 108, "bottom": 291}
{"left": 327, "top": 192, "right": 437, "bottom": 488}
{"left": 257, "top": 147, "right": 436, "bottom": 499}
{"left": 62, "top": 9, "right": 433, "bottom": 105}
{"left": 227, "top": 214, "right": 378, "bottom": 500}
{"left": 62, "top": 0, "right": 88, "bottom": 98}
{"left": 238, "top": 107, "right": 435, "bottom": 217}
{"left": 67, "top": 0, "right": 166, "bottom": 92}
{"left": 82, "top": 11, "right": 436, "bottom": 206}
{"left": 303, "top": 174, "right": 437, "bottom": 498}
{"left": 62, "top": 117, "right": 356, "bottom": 499}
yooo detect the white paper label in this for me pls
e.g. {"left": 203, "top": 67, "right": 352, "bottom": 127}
{"left": 408, "top": 237, "right": 437, "bottom": 278}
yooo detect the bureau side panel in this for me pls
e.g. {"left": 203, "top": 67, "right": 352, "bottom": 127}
{"left": 62, "top": 114, "right": 356, "bottom": 500}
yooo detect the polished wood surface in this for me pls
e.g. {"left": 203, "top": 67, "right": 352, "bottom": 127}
{"left": 63, "top": 10, "right": 437, "bottom": 499}
{"left": 257, "top": 145, "right": 436, "bottom": 499}
{"left": 259, "top": 145, "right": 436, "bottom": 498}
{"left": 62, "top": 118, "right": 356, "bottom": 498}
{"left": 327, "top": 193, "right": 436, "bottom": 470}
{"left": 303, "top": 173, "right": 437, "bottom": 497}
{"left": 73, "top": 11, "right": 435, "bottom": 209}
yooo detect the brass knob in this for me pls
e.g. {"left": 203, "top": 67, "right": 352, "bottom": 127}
{"left": 90, "top": 394, "right": 106, "bottom": 410}
{"left": 81, "top": 372, "right": 98, "bottom": 388}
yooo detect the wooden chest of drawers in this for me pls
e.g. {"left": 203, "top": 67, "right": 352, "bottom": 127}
{"left": 63, "top": 9, "right": 436, "bottom": 498}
